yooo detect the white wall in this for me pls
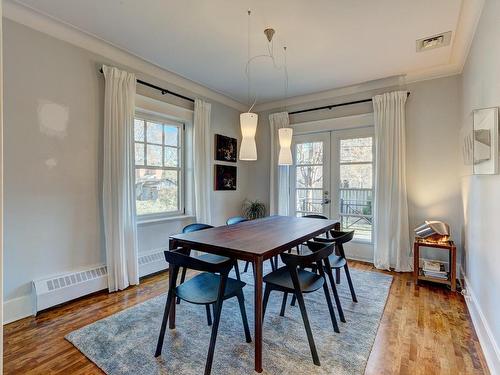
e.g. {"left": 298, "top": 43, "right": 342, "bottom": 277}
{"left": 460, "top": 0, "right": 500, "bottom": 372}
{"left": 406, "top": 76, "right": 462, "bottom": 264}
{"left": 2, "top": 19, "right": 263, "bottom": 322}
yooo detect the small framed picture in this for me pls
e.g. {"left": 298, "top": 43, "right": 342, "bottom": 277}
{"left": 215, "top": 134, "right": 237, "bottom": 162}
{"left": 215, "top": 165, "right": 237, "bottom": 190}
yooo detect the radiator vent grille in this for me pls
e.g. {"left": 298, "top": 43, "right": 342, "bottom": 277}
{"left": 138, "top": 251, "right": 165, "bottom": 265}
{"left": 46, "top": 266, "right": 107, "bottom": 291}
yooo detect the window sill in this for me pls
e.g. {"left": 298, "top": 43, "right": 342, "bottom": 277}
{"left": 137, "top": 214, "right": 195, "bottom": 226}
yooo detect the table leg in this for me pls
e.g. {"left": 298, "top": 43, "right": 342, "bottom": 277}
{"left": 254, "top": 256, "right": 263, "bottom": 373}
{"left": 168, "top": 257, "right": 176, "bottom": 329}
{"left": 450, "top": 245, "right": 457, "bottom": 292}
{"left": 413, "top": 242, "right": 419, "bottom": 288}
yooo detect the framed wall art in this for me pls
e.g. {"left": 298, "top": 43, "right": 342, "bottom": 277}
{"left": 215, "top": 134, "right": 237, "bottom": 162}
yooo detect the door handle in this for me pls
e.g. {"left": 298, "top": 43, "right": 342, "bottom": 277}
{"left": 321, "top": 198, "right": 331, "bottom": 205}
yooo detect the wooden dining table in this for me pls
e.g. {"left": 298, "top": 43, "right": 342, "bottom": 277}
{"left": 168, "top": 215, "right": 340, "bottom": 373}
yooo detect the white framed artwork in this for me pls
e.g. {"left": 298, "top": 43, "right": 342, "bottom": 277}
{"left": 473, "top": 107, "right": 499, "bottom": 175}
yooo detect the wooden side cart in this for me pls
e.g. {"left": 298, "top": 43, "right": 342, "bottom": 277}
{"left": 413, "top": 239, "right": 457, "bottom": 291}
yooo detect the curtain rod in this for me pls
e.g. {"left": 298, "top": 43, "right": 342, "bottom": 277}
{"left": 289, "top": 91, "right": 411, "bottom": 115}
{"left": 99, "top": 68, "right": 195, "bottom": 103}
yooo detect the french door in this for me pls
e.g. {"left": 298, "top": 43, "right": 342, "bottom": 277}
{"left": 290, "top": 128, "right": 375, "bottom": 259}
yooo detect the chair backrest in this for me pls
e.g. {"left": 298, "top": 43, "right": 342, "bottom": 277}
{"left": 280, "top": 242, "right": 334, "bottom": 268}
{"left": 302, "top": 214, "right": 328, "bottom": 220}
{"left": 226, "top": 216, "right": 248, "bottom": 225}
{"left": 164, "top": 248, "right": 234, "bottom": 274}
{"left": 328, "top": 230, "right": 354, "bottom": 245}
{"left": 182, "top": 223, "right": 214, "bottom": 233}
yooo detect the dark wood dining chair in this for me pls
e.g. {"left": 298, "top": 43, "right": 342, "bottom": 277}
{"left": 312, "top": 230, "right": 357, "bottom": 302}
{"left": 177, "top": 223, "right": 241, "bottom": 308}
{"left": 262, "top": 242, "right": 340, "bottom": 366}
{"left": 155, "top": 248, "right": 252, "bottom": 375}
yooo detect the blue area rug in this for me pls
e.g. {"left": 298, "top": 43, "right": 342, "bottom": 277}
{"left": 66, "top": 264, "right": 392, "bottom": 374}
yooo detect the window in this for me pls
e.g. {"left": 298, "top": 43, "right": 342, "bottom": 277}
{"left": 338, "top": 136, "right": 373, "bottom": 242}
{"left": 134, "top": 115, "right": 184, "bottom": 217}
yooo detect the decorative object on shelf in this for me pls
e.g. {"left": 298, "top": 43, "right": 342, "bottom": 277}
{"left": 413, "top": 238, "right": 456, "bottom": 292}
{"left": 214, "top": 165, "right": 237, "bottom": 191}
{"left": 414, "top": 220, "right": 450, "bottom": 243}
{"left": 239, "top": 10, "right": 290, "bottom": 162}
{"left": 473, "top": 107, "right": 498, "bottom": 175}
{"left": 215, "top": 134, "right": 237, "bottom": 162}
{"left": 243, "top": 199, "right": 266, "bottom": 220}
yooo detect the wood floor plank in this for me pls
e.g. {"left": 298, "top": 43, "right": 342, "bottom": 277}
{"left": 3, "top": 262, "right": 489, "bottom": 375}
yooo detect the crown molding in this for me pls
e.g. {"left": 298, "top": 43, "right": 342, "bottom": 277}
{"left": 3, "top": 0, "right": 247, "bottom": 112}
{"left": 253, "top": 75, "right": 406, "bottom": 112}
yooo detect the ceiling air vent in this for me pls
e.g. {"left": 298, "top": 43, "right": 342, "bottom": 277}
{"left": 416, "top": 31, "right": 452, "bottom": 52}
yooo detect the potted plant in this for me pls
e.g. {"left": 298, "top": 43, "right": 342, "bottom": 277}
{"left": 243, "top": 199, "right": 266, "bottom": 220}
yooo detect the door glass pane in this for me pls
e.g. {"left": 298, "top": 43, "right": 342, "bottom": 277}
{"left": 340, "top": 137, "right": 372, "bottom": 163}
{"left": 339, "top": 136, "right": 374, "bottom": 242}
{"left": 296, "top": 189, "right": 323, "bottom": 213}
{"left": 296, "top": 142, "right": 323, "bottom": 165}
{"left": 135, "top": 169, "right": 178, "bottom": 214}
{"left": 147, "top": 122, "right": 163, "bottom": 144}
{"left": 339, "top": 164, "right": 372, "bottom": 188}
{"left": 341, "top": 216, "right": 372, "bottom": 242}
{"left": 297, "top": 166, "right": 323, "bottom": 188}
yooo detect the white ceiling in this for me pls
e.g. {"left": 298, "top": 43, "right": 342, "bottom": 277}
{"left": 13, "top": 0, "right": 477, "bottom": 105}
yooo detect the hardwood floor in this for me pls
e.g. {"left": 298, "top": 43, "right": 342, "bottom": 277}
{"left": 3, "top": 261, "right": 489, "bottom": 374}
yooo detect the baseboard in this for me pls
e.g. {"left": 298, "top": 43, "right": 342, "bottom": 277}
{"left": 3, "top": 294, "right": 34, "bottom": 324}
{"left": 462, "top": 273, "right": 500, "bottom": 375}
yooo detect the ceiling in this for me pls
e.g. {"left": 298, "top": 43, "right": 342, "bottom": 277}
{"left": 13, "top": 0, "right": 477, "bottom": 106}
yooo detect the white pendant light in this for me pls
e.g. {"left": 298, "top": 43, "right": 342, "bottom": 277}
{"left": 239, "top": 10, "right": 258, "bottom": 161}
{"left": 278, "top": 127, "right": 293, "bottom": 165}
{"left": 239, "top": 112, "right": 258, "bottom": 160}
{"left": 278, "top": 46, "right": 293, "bottom": 166}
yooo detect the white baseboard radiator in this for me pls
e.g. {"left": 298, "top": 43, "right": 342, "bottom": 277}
{"left": 32, "top": 249, "right": 168, "bottom": 314}
{"left": 32, "top": 265, "right": 108, "bottom": 313}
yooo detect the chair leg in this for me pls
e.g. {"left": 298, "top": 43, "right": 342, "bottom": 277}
{"left": 279, "top": 292, "right": 288, "bottom": 317}
{"left": 176, "top": 267, "right": 187, "bottom": 304}
{"left": 325, "top": 268, "right": 345, "bottom": 323}
{"left": 344, "top": 264, "right": 358, "bottom": 302}
{"left": 205, "top": 304, "right": 212, "bottom": 326}
{"left": 233, "top": 261, "right": 241, "bottom": 281}
{"left": 243, "top": 261, "right": 250, "bottom": 273}
{"left": 155, "top": 289, "right": 175, "bottom": 357}
{"left": 321, "top": 278, "right": 340, "bottom": 333}
{"left": 204, "top": 279, "right": 227, "bottom": 375}
{"left": 336, "top": 268, "right": 341, "bottom": 284}
{"left": 290, "top": 294, "right": 296, "bottom": 306}
{"left": 236, "top": 291, "right": 252, "bottom": 343}
{"left": 294, "top": 291, "right": 320, "bottom": 366}
{"left": 262, "top": 285, "right": 271, "bottom": 320}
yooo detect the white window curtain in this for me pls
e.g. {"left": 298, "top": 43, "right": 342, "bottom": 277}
{"left": 102, "top": 65, "right": 139, "bottom": 292}
{"left": 372, "top": 91, "right": 412, "bottom": 272}
{"left": 193, "top": 99, "right": 212, "bottom": 224}
{"left": 269, "top": 112, "right": 290, "bottom": 216}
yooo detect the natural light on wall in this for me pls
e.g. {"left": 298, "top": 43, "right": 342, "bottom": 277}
{"left": 239, "top": 112, "right": 258, "bottom": 160}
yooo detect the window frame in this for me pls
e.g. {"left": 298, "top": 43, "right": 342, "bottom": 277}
{"left": 332, "top": 128, "right": 375, "bottom": 244}
{"left": 134, "top": 111, "right": 185, "bottom": 221}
